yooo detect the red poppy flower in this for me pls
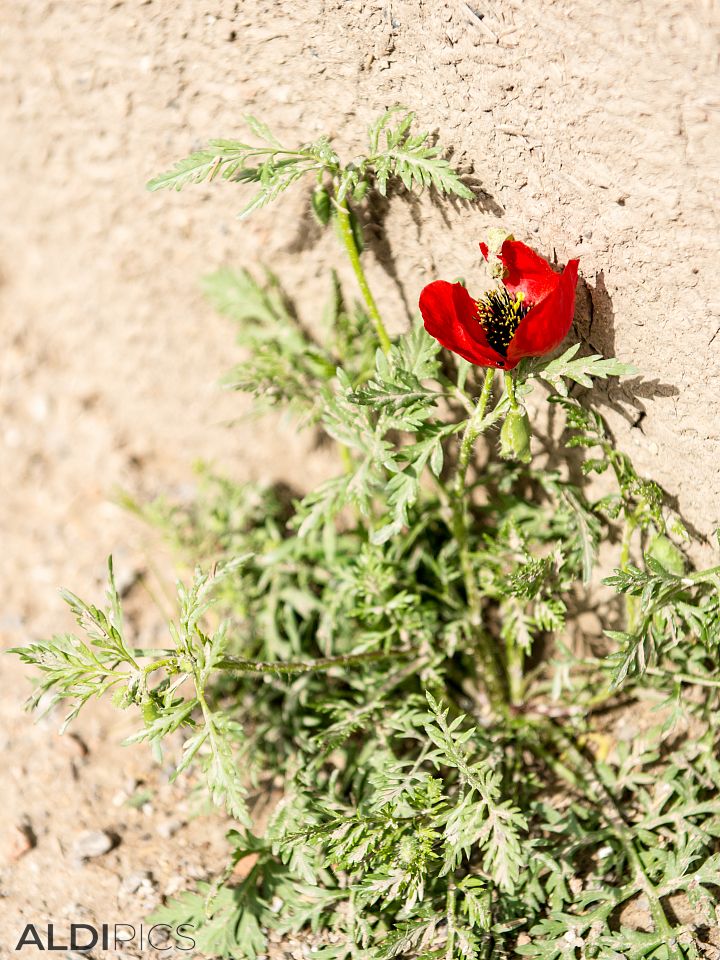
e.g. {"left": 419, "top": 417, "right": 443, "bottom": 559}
{"left": 419, "top": 240, "right": 579, "bottom": 370}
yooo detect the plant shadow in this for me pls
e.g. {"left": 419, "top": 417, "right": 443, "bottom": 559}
{"left": 537, "top": 267, "right": 680, "bottom": 479}
{"left": 284, "top": 169, "right": 504, "bottom": 325}
{"left": 573, "top": 270, "right": 680, "bottom": 427}
{"left": 532, "top": 264, "right": 707, "bottom": 544}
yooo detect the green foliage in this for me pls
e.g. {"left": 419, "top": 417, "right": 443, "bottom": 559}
{"left": 147, "top": 123, "right": 340, "bottom": 219}
{"left": 204, "top": 267, "right": 375, "bottom": 419}
{"left": 603, "top": 560, "right": 720, "bottom": 686}
{"left": 13, "top": 109, "right": 720, "bottom": 959}
{"left": 17, "top": 303, "right": 718, "bottom": 955}
{"left": 366, "top": 107, "right": 475, "bottom": 199}
{"left": 147, "top": 108, "right": 474, "bottom": 225}
{"left": 523, "top": 343, "right": 637, "bottom": 396}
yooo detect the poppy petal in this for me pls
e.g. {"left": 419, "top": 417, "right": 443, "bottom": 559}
{"left": 481, "top": 240, "right": 559, "bottom": 303}
{"left": 419, "top": 280, "right": 507, "bottom": 368}
{"left": 506, "top": 259, "right": 579, "bottom": 365}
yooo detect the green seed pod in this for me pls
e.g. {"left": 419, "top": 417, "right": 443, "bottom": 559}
{"left": 311, "top": 186, "right": 332, "bottom": 226}
{"left": 648, "top": 534, "right": 686, "bottom": 576}
{"left": 500, "top": 407, "right": 532, "bottom": 464}
{"left": 142, "top": 699, "right": 161, "bottom": 724}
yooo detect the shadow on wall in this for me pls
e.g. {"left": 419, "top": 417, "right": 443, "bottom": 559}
{"left": 284, "top": 172, "right": 505, "bottom": 324}
{"left": 536, "top": 262, "right": 680, "bottom": 483}
{"left": 552, "top": 269, "right": 706, "bottom": 542}
{"left": 574, "top": 271, "right": 680, "bottom": 428}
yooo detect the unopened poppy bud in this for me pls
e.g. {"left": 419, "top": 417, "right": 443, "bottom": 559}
{"left": 648, "top": 534, "right": 686, "bottom": 576}
{"left": 500, "top": 407, "right": 532, "bottom": 464}
{"left": 142, "top": 699, "right": 161, "bottom": 724}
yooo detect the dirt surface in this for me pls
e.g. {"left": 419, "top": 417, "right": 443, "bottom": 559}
{"left": 2, "top": 0, "right": 719, "bottom": 955}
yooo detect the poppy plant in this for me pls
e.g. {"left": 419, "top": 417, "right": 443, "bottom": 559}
{"left": 419, "top": 240, "right": 579, "bottom": 370}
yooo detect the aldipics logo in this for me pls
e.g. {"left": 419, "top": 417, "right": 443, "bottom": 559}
{"left": 13, "top": 922, "right": 196, "bottom": 952}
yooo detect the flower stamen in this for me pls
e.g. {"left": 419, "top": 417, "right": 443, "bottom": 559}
{"left": 476, "top": 287, "right": 529, "bottom": 358}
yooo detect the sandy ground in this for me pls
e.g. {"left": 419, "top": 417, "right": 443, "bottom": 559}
{"left": 1, "top": 0, "right": 719, "bottom": 955}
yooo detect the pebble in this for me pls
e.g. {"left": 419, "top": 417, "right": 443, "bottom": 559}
{"left": 60, "top": 901, "right": 83, "bottom": 918}
{"left": 163, "top": 874, "right": 185, "bottom": 897}
{"left": 29, "top": 394, "right": 49, "bottom": 421}
{"left": 156, "top": 818, "right": 183, "bottom": 839}
{"left": 118, "top": 870, "right": 152, "bottom": 896}
{"left": 3, "top": 822, "right": 36, "bottom": 862}
{"left": 71, "top": 829, "right": 115, "bottom": 861}
{"left": 117, "top": 870, "right": 158, "bottom": 909}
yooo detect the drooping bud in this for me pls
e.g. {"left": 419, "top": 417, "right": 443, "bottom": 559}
{"left": 500, "top": 407, "right": 532, "bottom": 464}
{"left": 648, "top": 534, "right": 686, "bottom": 576}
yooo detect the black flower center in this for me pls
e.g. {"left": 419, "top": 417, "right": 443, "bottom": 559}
{"left": 476, "top": 287, "right": 529, "bottom": 357}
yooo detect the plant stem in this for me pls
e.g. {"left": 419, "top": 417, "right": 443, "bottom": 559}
{"left": 619, "top": 511, "right": 640, "bottom": 630}
{"left": 334, "top": 187, "right": 392, "bottom": 354}
{"left": 129, "top": 646, "right": 417, "bottom": 676}
{"left": 685, "top": 564, "right": 720, "bottom": 583}
{"left": 503, "top": 370, "right": 520, "bottom": 411}
{"left": 453, "top": 369, "right": 496, "bottom": 499}
{"left": 445, "top": 882, "right": 457, "bottom": 960}
{"left": 505, "top": 614, "right": 525, "bottom": 706}
{"left": 215, "top": 646, "right": 416, "bottom": 676}
{"left": 450, "top": 369, "right": 508, "bottom": 709}
{"left": 644, "top": 666, "right": 720, "bottom": 689}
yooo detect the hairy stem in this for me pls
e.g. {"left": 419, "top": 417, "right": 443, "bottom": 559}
{"left": 215, "top": 646, "right": 415, "bottom": 675}
{"left": 503, "top": 370, "right": 520, "bottom": 411}
{"left": 685, "top": 564, "right": 720, "bottom": 583}
{"left": 451, "top": 368, "right": 508, "bottom": 708}
{"left": 129, "top": 646, "right": 417, "bottom": 676}
{"left": 445, "top": 881, "right": 457, "bottom": 960}
{"left": 619, "top": 511, "right": 640, "bottom": 630}
{"left": 453, "top": 369, "right": 496, "bottom": 499}
{"left": 334, "top": 185, "right": 392, "bottom": 354}
{"left": 505, "top": 610, "right": 525, "bottom": 706}
{"left": 643, "top": 666, "right": 720, "bottom": 688}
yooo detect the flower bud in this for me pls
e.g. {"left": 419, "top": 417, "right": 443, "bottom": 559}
{"left": 500, "top": 407, "right": 532, "bottom": 464}
{"left": 648, "top": 534, "right": 686, "bottom": 576}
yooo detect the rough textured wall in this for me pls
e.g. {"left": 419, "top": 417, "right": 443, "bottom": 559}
{"left": 3, "top": 2, "right": 719, "bottom": 629}
{"left": 3, "top": 0, "right": 720, "bottom": 612}
{"left": 1, "top": 0, "right": 719, "bottom": 937}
